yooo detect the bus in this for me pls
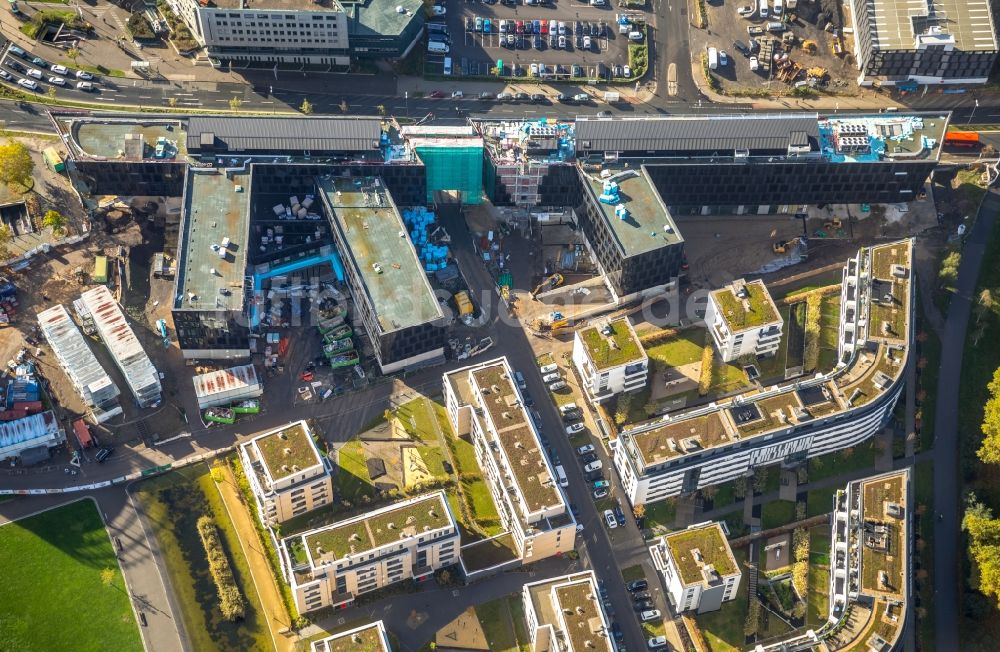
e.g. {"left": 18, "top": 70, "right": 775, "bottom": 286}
{"left": 944, "top": 131, "right": 981, "bottom": 149}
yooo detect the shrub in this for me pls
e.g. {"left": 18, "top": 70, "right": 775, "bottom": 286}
{"left": 698, "top": 344, "right": 714, "bottom": 396}
{"left": 614, "top": 393, "right": 633, "bottom": 425}
{"left": 196, "top": 516, "right": 246, "bottom": 621}
{"left": 744, "top": 596, "right": 761, "bottom": 636}
{"left": 803, "top": 292, "right": 822, "bottom": 371}
{"left": 127, "top": 12, "right": 154, "bottom": 39}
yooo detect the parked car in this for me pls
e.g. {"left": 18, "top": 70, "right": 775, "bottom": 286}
{"left": 0, "top": 71, "right": 10, "bottom": 81}
{"left": 432, "top": 4, "right": 446, "bottom": 14}
{"left": 628, "top": 30, "right": 643, "bottom": 41}
{"left": 733, "top": 39, "right": 750, "bottom": 56}
{"left": 530, "top": 62, "right": 539, "bottom": 76}
{"left": 749, "top": 56, "right": 759, "bottom": 71}
{"left": 478, "top": 91, "right": 492, "bottom": 100}
{"left": 26, "top": 68, "right": 42, "bottom": 79}
{"left": 542, "top": 372, "right": 561, "bottom": 383}
{"left": 640, "top": 610, "right": 661, "bottom": 622}
{"left": 483, "top": 18, "right": 491, "bottom": 32}
{"left": 566, "top": 423, "right": 585, "bottom": 435}
{"left": 16, "top": 78, "right": 37, "bottom": 90}
{"left": 466, "top": 17, "right": 474, "bottom": 31}
{"left": 580, "top": 452, "right": 598, "bottom": 464}
{"left": 594, "top": 487, "right": 609, "bottom": 499}
{"left": 648, "top": 635, "right": 667, "bottom": 649}
{"left": 614, "top": 502, "right": 626, "bottom": 526}
{"left": 95, "top": 446, "right": 114, "bottom": 463}
{"left": 496, "top": 92, "right": 513, "bottom": 101}
{"left": 623, "top": 65, "right": 631, "bottom": 77}
{"left": 583, "top": 460, "right": 603, "bottom": 473}
{"left": 627, "top": 579, "right": 649, "bottom": 592}
{"left": 557, "top": 93, "right": 572, "bottom": 103}
{"left": 611, "top": 622, "right": 624, "bottom": 642}
{"left": 50, "top": 64, "right": 68, "bottom": 75}
{"left": 633, "top": 591, "right": 651, "bottom": 602}
{"left": 737, "top": 4, "right": 754, "bottom": 16}
{"left": 558, "top": 35, "right": 566, "bottom": 49}
{"left": 720, "top": 50, "right": 729, "bottom": 66}
{"left": 514, "top": 92, "right": 530, "bottom": 101}
{"left": 31, "top": 57, "right": 46, "bottom": 68}
{"left": 748, "top": 25, "right": 765, "bottom": 35}
{"left": 560, "top": 403, "right": 578, "bottom": 414}
{"left": 583, "top": 35, "right": 592, "bottom": 49}
{"left": 597, "top": 110, "right": 612, "bottom": 117}
{"left": 604, "top": 510, "right": 618, "bottom": 528}
{"left": 47, "top": 76, "right": 65, "bottom": 86}
{"left": 634, "top": 600, "right": 654, "bottom": 612}
{"left": 594, "top": 479, "right": 610, "bottom": 489}
{"left": 577, "top": 444, "right": 595, "bottom": 455}
{"left": 573, "top": 93, "right": 589, "bottom": 101}
{"left": 475, "top": 16, "right": 483, "bottom": 31}
{"left": 562, "top": 410, "right": 581, "bottom": 422}
{"left": 549, "top": 380, "right": 567, "bottom": 391}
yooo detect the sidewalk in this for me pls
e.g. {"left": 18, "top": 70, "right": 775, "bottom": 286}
{"left": 395, "top": 74, "right": 657, "bottom": 105}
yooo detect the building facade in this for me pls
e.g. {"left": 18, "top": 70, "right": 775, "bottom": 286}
{"left": 613, "top": 241, "right": 913, "bottom": 506}
{"left": 650, "top": 522, "right": 741, "bottom": 614}
{"left": 279, "top": 491, "right": 459, "bottom": 612}
{"left": 522, "top": 571, "right": 615, "bottom": 652}
{"left": 572, "top": 318, "right": 648, "bottom": 402}
{"left": 239, "top": 420, "right": 332, "bottom": 525}
{"left": 705, "top": 279, "right": 783, "bottom": 362}
{"left": 444, "top": 358, "right": 576, "bottom": 569}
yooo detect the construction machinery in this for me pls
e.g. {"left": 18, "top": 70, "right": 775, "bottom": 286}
{"left": 531, "top": 273, "right": 564, "bottom": 298}
{"left": 807, "top": 66, "right": 828, "bottom": 82}
{"left": 801, "top": 39, "right": 817, "bottom": 55}
{"left": 823, "top": 218, "right": 842, "bottom": 230}
{"left": 772, "top": 237, "right": 802, "bottom": 254}
{"left": 533, "top": 311, "right": 573, "bottom": 334}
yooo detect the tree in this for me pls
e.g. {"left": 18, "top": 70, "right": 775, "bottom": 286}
{"left": 338, "top": 99, "right": 349, "bottom": 114}
{"left": 0, "top": 140, "right": 34, "bottom": 193}
{"left": 42, "top": 210, "right": 67, "bottom": 236}
{"left": 939, "top": 250, "right": 961, "bottom": 288}
{"left": 228, "top": 96, "right": 243, "bottom": 112}
{"left": 963, "top": 493, "right": 1000, "bottom": 607}
{"left": 978, "top": 367, "right": 1000, "bottom": 464}
{"left": 66, "top": 48, "right": 80, "bottom": 64}
{"left": 633, "top": 504, "right": 646, "bottom": 519}
{"left": 0, "top": 224, "right": 12, "bottom": 261}
{"left": 46, "top": 85, "right": 57, "bottom": 100}
{"left": 299, "top": 98, "right": 313, "bottom": 115}
{"left": 376, "top": 104, "right": 386, "bottom": 116}
{"left": 698, "top": 344, "right": 714, "bottom": 396}
{"left": 100, "top": 568, "right": 116, "bottom": 587}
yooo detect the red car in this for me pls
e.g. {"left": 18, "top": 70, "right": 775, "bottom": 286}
{"left": 540, "top": 21, "right": 548, "bottom": 34}
{"left": 516, "top": 20, "right": 524, "bottom": 33}
{"left": 429, "top": 90, "right": 445, "bottom": 98}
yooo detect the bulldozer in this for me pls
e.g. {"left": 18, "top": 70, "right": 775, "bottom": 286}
{"left": 801, "top": 40, "right": 818, "bottom": 55}
{"left": 807, "top": 66, "right": 829, "bottom": 81}
{"left": 531, "top": 273, "right": 564, "bottom": 298}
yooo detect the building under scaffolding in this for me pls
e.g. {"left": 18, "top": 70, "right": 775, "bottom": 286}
{"left": 37, "top": 304, "right": 122, "bottom": 424}
{"left": 401, "top": 125, "right": 484, "bottom": 204}
{"left": 193, "top": 364, "right": 262, "bottom": 409}
{"left": 0, "top": 411, "right": 64, "bottom": 463}
{"left": 79, "top": 285, "right": 162, "bottom": 409}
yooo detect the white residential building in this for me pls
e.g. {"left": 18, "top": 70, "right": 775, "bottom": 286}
{"left": 572, "top": 318, "right": 648, "bottom": 403}
{"left": 239, "top": 420, "right": 332, "bottom": 525}
{"left": 705, "top": 279, "right": 783, "bottom": 363}
{"left": 279, "top": 491, "right": 459, "bottom": 613}
{"left": 79, "top": 285, "right": 162, "bottom": 408}
{"left": 311, "top": 620, "right": 392, "bottom": 652}
{"left": 650, "top": 522, "right": 741, "bottom": 614}
{"left": 443, "top": 357, "right": 576, "bottom": 575}
{"left": 193, "top": 364, "right": 262, "bottom": 409}
{"left": 522, "top": 571, "right": 615, "bottom": 652}
{"left": 37, "top": 304, "right": 122, "bottom": 423}
{"left": 613, "top": 241, "right": 912, "bottom": 506}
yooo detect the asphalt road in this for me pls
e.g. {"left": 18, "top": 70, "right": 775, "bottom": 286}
{"left": 933, "top": 188, "right": 1000, "bottom": 650}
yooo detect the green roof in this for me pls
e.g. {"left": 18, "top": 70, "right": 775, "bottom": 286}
{"left": 579, "top": 319, "right": 644, "bottom": 369}
{"left": 303, "top": 492, "right": 452, "bottom": 562}
{"left": 632, "top": 412, "right": 732, "bottom": 466}
{"left": 254, "top": 421, "right": 322, "bottom": 481}
{"left": 555, "top": 581, "right": 613, "bottom": 652}
{"left": 316, "top": 623, "right": 390, "bottom": 652}
{"left": 664, "top": 523, "right": 739, "bottom": 586}
{"left": 711, "top": 280, "right": 780, "bottom": 331}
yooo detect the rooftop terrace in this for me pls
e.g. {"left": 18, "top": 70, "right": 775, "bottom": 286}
{"left": 579, "top": 318, "right": 645, "bottom": 370}
{"left": 817, "top": 114, "right": 948, "bottom": 163}
{"left": 860, "top": 471, "right": 907, "bottom": 599}
{"left": 312, "top": 621, "right": 391, "bottom": 652}
{"left": 250, "top": 421, "right": 322, "bottom": 483}
{"left": 300, "top": 492, "right": 452, "bottom": 565}
{"left": 711, "top": 279, "right": 781, "bottom": 331}
{"left": 663, "top": 523, "right": 739, "bottom": 586}
{"left": 175, "top": 169, "right": 249, "bottom": 312}
{"left": 318, "top": 176, "right": 441, "bottom": 333}
{"left": 622, "top": 240, "right": 912, "bottom": 471}
{"left": 583, "top": 168, "right": 682, "bottom": 258}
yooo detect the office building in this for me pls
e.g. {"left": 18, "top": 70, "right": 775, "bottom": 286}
{"left": 185, "top": 116, "right": 383, "bottom": 158}
{"left": 193, "top": 364, "right": 262, "bottom": 409}
{"left": 239, "top": 420, "right": 332, "bottom": 525}
{"left": 172, "top": 168, "right": 252, "bottom": 360}
{"left": 705, "top": 279, "right": 783, "bottom": 362}
{"left": 521, "top": 571, "right": 615, "bottom": 652}
{"left": 311, "top": 621, "right": 392, "bottom": 652}
{"left": 280, "top": 491, "right": 458, "bottom": 612}
{"left": 613, "top": 240, "right": 913, "bottom": 505}
{"left": 848, "top": 0, "right": 998, "bottom": 85}
{"left": 318, "top": 176, "right": 446, "bottom": 373}
{"left": 444, "top": 357, "right": 576, "bottom": 571}
{"left": 37, "top": 304, "right": 122, "bottom": 423}
{"left": 650, "top": 522, "right": 741, "bottom": 614}
{"left": 346, "top": 0, "right": 426, "bottom": 60}
{"left": 79, "top": 285, "right": 162, "bottom": 408}
{"left": 572, "top": 318, "right": 648, "bottom": 402}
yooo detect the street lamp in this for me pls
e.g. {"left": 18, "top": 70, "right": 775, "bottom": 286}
{"left": 971, "top": 98, "right": 980, "bottom": 124}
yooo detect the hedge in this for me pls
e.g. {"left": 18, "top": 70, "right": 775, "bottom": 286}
{"left": 803, "top": 293, "right": 822, "bottom": 372}
{"left": 698, "top": 344, "right": 714, "bottom": 396}
{"left": 197, "top": 516, "right": 247, "bottom": 621}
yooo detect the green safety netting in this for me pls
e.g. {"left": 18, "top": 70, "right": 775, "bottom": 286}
{"left": 416, "top": 145, "right": 483, "bottom": 205}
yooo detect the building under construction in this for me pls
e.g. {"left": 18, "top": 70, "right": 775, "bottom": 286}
{"left": 37, "top": 304, "right": 123, "bottom": 423}
{"left": 192, "top": 364, "right": 262, "bottom": 409}
{"left": 79, "top": 285, "right": 162, "bottom": 409}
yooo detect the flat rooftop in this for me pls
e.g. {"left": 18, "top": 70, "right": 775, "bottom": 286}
{"left": 207, "top": 0, "right": 342, "bottom": 11}
{"left": 583, "top": 168, "right": 682, "bottom": 258}
{"left": 346, "top": 0, "right": 423, "bottom": 37}
{"left": 663, "top": 523, "right": 739, "bottom": 586}
{"left": 818, "top": 114, "right": 948, "bottom": 163}
{"left": 312, "top": 622, "right": 391, "bottom": 652}
{"left": 71, "top": 120, "right": 186, "bottom": 160}
{"left": 299, "top": 492, "right": 452, "bottom": 564}
{"left": 578, "top": 318, "right": 645, "bottom": 370}
{"left": 248, "top": 421, "right": 323, "bottom": 483}
{"left": 525, "top": 572, "right": 612, "bottom": 652}
{"left": 175, "top": 170, "right": 249, "bottom": 312}
{"left": 470, "top": 362, "right": 563, "bottom": 515}
{"left": 711, "top": 279, "right": 781, "bottom": 332}
{"left": 860, "top": 0, "right": 996, "bottom": 52}
{"left": 621, "top": 240, "right": 913, "bottom": 472}
{"left": 318, "top": 176, "right": 442, "bottom": 333}
{"left": 860, "top": 470, "right": 908, "bottom": 599}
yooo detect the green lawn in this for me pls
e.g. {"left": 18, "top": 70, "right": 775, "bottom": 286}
{"left": 806, "top": 439, "right": 879, "bottom": 482}
{"left": 336, "top": 439, "right": 375, "bottom": 503}
{"left": 0, "top": 499, "right": 142, "bottom": 652}
{"left": 696, "top": 547, "right": 748, "bottom": 652}
{"left": 806, "top": 486, "right": 838, "bottom": 517}
{"left": 915, "top": 460, "right": 934, "bottom": 649}
{"left": 808, "top": 527, "right": 832, "bottom": 627}
{"left": 761, "top": 500, "right": 796, "bottom": 530}
{"left": 415, "top": 445, "right": 448, "bottom": 479}
{"left": 476, "top": 595, "right": 521, "bottom": 652}
{"left": 818, "top": 294, "right": 842, "bottom": 372}
{"left": 441, "top": 416, "right": 502, "bottom": 536}
{"left": 621, "top": 564, "right": 646, "bottom": 583}
{"left": 644, "top": 328, "right": 706, "bottom": 367}
{"left": 755, "top": 304, "right": 792, "bottom": 382}
{"left": 134, "top": 466, "right": 273, "bottom": 651}
{"left": 396, "top": 397, "right": 440, "bottom": 443}
{"left": 644, "top": 498, "right": 677, "bottom": 533}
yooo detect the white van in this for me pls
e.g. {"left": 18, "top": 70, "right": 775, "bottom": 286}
{"left": 707, "top": 46, "right": 719, "bottom": 70}
{"left": 773, "top": 0, "right": 783, "bottom": 14}
{"left": 555, "top": 465, "right": 569, "bottom": 487}
{"left": 428, "top": 40, "right": 449, "bottom": 54}
{"left": 540, "top": 363, "right": 559, "bottom": 374}
{"left": 443, "top": 57, "right": 452, "bottom": 75}
{"left": 759, "top": 0, "right": 768, "bottom": 18}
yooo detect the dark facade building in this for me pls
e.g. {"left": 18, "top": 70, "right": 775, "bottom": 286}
{"left": 186, "top": 116, "right": 384, "bottom": 158}
{"left": 847, "top": 0, "right": 998, "bottom": 85}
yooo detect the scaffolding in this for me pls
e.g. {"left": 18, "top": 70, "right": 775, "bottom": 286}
{"left": 415, "top": 144, "right": 484, "bottom": 205}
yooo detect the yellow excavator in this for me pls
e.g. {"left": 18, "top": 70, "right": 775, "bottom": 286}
{"left": 772, "top": 237, "right": 802, "bottom": 254}
{"left": 531, "top": 273, "right": 564, "bottom": 298}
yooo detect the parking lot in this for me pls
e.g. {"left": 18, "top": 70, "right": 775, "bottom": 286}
{"left": 429, "top": 0, "right": 650, "bottom": 81}
{"left": 692, "top": 0, "right": 858, "bottom": 93}
{"left": 1, "top": 44, "right": 107, "bottom": 100}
